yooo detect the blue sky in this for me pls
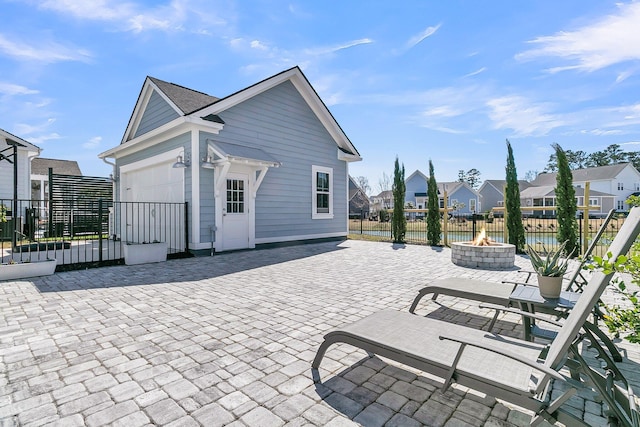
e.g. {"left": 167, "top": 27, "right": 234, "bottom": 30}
{"left": 2, "top": 1, "right": 640, "bottom": 193}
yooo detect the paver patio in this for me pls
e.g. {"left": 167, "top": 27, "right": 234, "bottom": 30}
{"left": 1, "top": 239, "right": 639, "bottom": 426}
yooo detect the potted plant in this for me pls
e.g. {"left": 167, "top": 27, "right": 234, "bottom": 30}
{"left": 526, "top": 240, "right": 574, "bottom": 298}
{"left": 123, "top": 240, "right": 167, "bottom": 265}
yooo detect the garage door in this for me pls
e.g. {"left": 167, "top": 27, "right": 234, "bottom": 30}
{"left": 121, "top": 161, "right": 184, "bottom": 244}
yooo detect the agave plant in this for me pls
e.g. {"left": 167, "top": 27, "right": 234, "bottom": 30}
{"left": 526, "top": 240, "right": 575, "bottom": 277}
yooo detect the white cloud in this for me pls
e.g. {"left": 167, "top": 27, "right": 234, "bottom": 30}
{"left": 580, "top": 128, "right": 624, "bottom": 136}
{"left": 83, "top": 136, "right": 102, "bottom": 149}
{"left": 406, "top": 24, "right": 441, "bottom": 50}
{"left": 13, "top": 118, "right": 57, "bottom": 136}
{"left": 516, "top": 2, "right": 640, "bottom": 73}
{"left": 462, "top": 67, "right": 487, "bottom": 78}
{"left": 0, "top": 82, "right": 39, "bottom": 96}
{"left": 0, "top": 34, "right": 92, "bottom": 63}
{"left": 486, "top": 95, "right": 565, "bottom": 136}
{"left": 27, "top": 133, "right": 62, "bottom": 144}
{"left": 303, "top": 38, "right": 373, "bottom": 56}
{"left": 35, "top": 0, "right": 228, "bottom": 34}
{"left": 250, "top": 40, "right": 269, "bottom": 51}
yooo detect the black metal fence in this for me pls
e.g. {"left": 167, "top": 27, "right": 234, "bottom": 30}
{"left": 349, "top": 209, "right": 627, "bottom": 257}
{"left": 1, "top": 198, "right": 188, "bottom": 269}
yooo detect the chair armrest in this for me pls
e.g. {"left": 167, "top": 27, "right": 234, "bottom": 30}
{"left": 479, "top": 303, "right": 564, "bottom": 327}
{"left": 438, "top": 333, "right": 567, "bottom": 383}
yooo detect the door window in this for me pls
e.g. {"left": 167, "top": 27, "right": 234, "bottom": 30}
{"left": 226, "top": 179, "right": 245, "bottom": 213}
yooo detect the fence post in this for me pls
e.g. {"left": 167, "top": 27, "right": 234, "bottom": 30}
{"left": 582, "top": 181, "right": 590, "bottom": 256}
{"left": 503, "top": 185, "right": 508, "bottom": 244}
{"left": 48, "top": 168, "right": 53, "bottom": 238}
{"left": 98, "top": 199, "right": 103, "bottom": 264}
{"left": 443, "top": 191, "right": 448, "bottom": 246}
{"left": 184, "top": 202, "right": 189, "bottom": 253}
{"left": 360, "top": 209, "right": 363, "bottom": 234}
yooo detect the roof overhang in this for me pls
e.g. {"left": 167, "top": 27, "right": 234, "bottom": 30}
{"left": 207, "top": 140, "right": 281, "bottom": 168}
{"left": 195, "top": 67, "right": 361, "bottom": 163}
{"left": 99, "top": 119, "right": 224, "bottom": 160}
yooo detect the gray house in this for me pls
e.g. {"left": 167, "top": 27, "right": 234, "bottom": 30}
{"left": 404, "top": 170, "right": 481, "bottom": 215}
{"left": 99, "top": 67, "right": 361, "bottom": 253}
{"left": 478, "top": 179, "right": 532, "bottom": 213}
{"left": 348, "top": 176, "right": 370, "bottom": 218}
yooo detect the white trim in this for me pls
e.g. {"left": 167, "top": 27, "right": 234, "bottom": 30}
{"left": 190, "top": 131, "right": 200, "bottom": 249}
{"left": 255, "top": 231, "right": 346, "bottom": 245}
{"left": 312, "top": 165, "right": 333, "bottom": 219}
{"left": 101, "top": 119, "right": 223, "bottom": 159}
{"left": 120, "top": 147, "right": 183, "bottom": 174}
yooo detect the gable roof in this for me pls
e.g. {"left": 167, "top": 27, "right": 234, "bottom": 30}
{"left": 147, "top": 77, "right": 219, "bottom": 115}
{"left": 437, "top": 181, "right": 480, "bottom": 196}
{"left": 104, "top": 66, "right": 360, "bottom": 162}
{"left": 0, "top": 128, "right": 41, "bottom": 153}
{"left": 406, "top": 170, "right": 428, "bottom": 182}
{"left": 31, "top": 158, "right": 82, "bottom": 176}
{"left": 479, "top": 179, "right": 532, "bottom": 194}
{"left": 532, "top": 163, "right": 635, "bottom": 186}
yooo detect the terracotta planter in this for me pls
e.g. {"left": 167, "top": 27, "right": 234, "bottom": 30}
{"left": 0, "top": 259, "right": 57, "bottom": 281}
{"left": 123, "top": 242, "right": 167, "bottom": 265}
{"left": 537, "top": 275, "right": 563, "bottom": 299}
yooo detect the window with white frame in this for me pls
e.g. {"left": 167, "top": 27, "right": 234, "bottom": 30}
{"left": 618, "top": 182, "right": 624, "bottom": 190}
{"left": 589, "top": 198, "right": 598, "bottom": 206}
{"left": 618, "top": 200, "right": 625, "bottom": 210}
{"left": 469, "top": 198, "right": 476, "bottom": 212}
{"left": 636, "top": 183, "right": 640, "bottom": 191}
{"left": 312, "top": 165, "right": 333, "bottom": 219}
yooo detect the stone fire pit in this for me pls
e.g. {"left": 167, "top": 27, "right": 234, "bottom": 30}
{"left": 451, "top": 241, "right": 516, "bottom": 269}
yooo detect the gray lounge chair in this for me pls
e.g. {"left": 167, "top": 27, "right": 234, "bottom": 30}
{"left": 312, "top": 207, "right": 640, "bottom": 427}
{"left": 408, "top": 208, "right": 617, "bottom": 313}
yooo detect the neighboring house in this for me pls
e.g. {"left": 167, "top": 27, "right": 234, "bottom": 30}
{"left": 348, "top": 176, "right": 370, "bottom": 218}
{"left": 477, "top": 179, "right": 532, "bottom": 213}
{"left": 0, "top": 128, "right": 41, "bottom": 202}
{"left": 438, "top": 182, "right": 481, "bottom": 215}
{"left": 370, "top": 190, "right": 393, "bottom": 212}
{"left": 520, "top": 186, "right": 615, "bottom": 217}
{"left": 531, "top": 163, "right": 640, "bottom": 211}
{"left": 99, "top": 66, "right": 361, "bottom": 253}
{"left": 30, "top": 158, "right": 82, "bottom": 201}
{"left": 404, "top": 170, "right": 481, "bottom": 215}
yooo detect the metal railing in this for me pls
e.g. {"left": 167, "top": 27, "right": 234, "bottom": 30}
{"left": 1, "top": 198, "right": 189, "bottom": 270}
{"left": 349, "top": 209, "right": 626, "bottom": 257}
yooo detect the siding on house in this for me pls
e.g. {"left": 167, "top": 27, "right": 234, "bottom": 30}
{"left": 208, "top": 80, "right": 348, "bottom": 241}
{"left": 115, "top": 132, "right": 191, "bottom": 199}
{"left": 446, "top": 186, "right": 479, "bottom": 214}
{"left": 478, "top": 182, "right": 503, "bottom": 213}
{"left": 0, "top": 149, "right": 31, "bottom": 200}
{"left": 134, "top": 91, "right": 180, "bottom": 139}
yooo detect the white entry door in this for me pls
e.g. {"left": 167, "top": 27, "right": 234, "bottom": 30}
{"left": 221, "top": 173, "right": 249, "bottom": 251}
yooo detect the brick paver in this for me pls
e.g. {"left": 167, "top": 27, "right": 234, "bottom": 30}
{"left": 1, "top": 239, "right": 639, "bottom": 426}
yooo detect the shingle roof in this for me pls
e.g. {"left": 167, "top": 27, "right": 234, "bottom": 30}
{"left": 148, "top": 77, "right": 219, "bottom": 115}
{"left": 483, "top": 179, "right": 532, "bottom": 192}
{"left": 520, "top": 185, "right": 614, "bottom": 198}
{"left": 31, "top": 158, "right": 82, "bottom": 176}
{"left": 531, "top": 163, "right": 633, "bottom": 186}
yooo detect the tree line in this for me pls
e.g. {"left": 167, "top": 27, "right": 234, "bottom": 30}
{"left": 544, "top": 143, "right": 640, "bottom": 172}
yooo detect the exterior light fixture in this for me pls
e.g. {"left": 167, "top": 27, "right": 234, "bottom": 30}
{"left": 201, "top": 155, "right": 215, "bottom": 169}
{"left": 172, "top": 152, "right": 190, "bottom": 168}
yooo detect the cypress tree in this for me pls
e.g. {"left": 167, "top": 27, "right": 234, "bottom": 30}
{"left": 505, "top": 140, "right": 526, "bottom": 252}
{"left": 427, "top": 159, "right": 441, "bottom": 245}
{"left": 392, "top": 156, "right": 406, "bottom": 243}
{"left": 554, "top": 143, "right": 579, "bottom": 256}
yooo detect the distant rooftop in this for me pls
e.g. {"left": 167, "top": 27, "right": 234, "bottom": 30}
{"left": 32, "top": 158, "right": 82, "bottom": 176}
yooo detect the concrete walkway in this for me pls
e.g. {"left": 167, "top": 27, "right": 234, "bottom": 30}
{"left": 1, "top": 239, "right": 638, "bottom": 426}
